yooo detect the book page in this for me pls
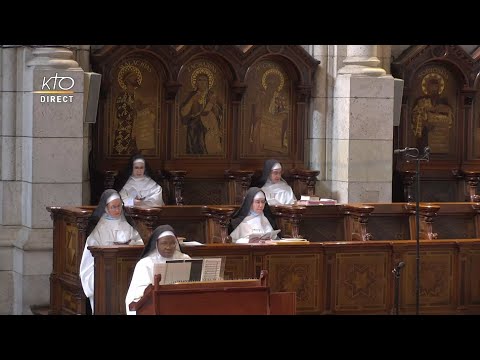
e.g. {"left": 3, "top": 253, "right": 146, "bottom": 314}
{"left": 180, "top": 241, "right": 204, "bottom": 246}
{"left": 248, "top": 229, "right": 281, "bottom": 241}
{"left": 201, "top": 257, "right": 223, "bottom": 281}
{"left": 164, "top": 261, "right": 192, "bottom": 284}
{"left": 153, "top": 263, "right": 167, "bottom": 285}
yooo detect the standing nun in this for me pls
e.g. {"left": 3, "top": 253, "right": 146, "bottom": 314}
{"left": 79, "top": 189, "right": 143, "bottom": 313}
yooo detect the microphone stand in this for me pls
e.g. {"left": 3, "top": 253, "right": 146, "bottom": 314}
{"left": 402, "top": 146, "right": 430, "bottom": 315}
{"left": 392, "top": 261, "right": 405, "bottom": 315}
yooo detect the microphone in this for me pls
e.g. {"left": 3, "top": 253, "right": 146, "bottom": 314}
{"left": 392, "top": 261, "right": 405, "bottom": 275}
{"left": 394, "top": 147, "right": 418, "bottom": 155}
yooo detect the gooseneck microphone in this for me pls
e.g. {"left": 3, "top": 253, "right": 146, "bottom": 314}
{"left": 393, "top": 147, "right": 419, "bottom": 155}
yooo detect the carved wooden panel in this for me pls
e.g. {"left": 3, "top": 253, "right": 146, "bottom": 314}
{"left": 401, "top": 250, "right": 455, "bottom": 312}
{"left": 265, "top": 253, "right": 321, "bottom": 312}
{"left": 333, "top": 252, "right": 389, "bottom": 313}
{"left": 109, "top": 57, "right": 163, "bottom": 157}
{"left": 368, "top": 216, "right": 411, "bottom": 240}
{"left": 472, "top": 91, "right": 480, "bottom": 159}
{"left": 182, "top": 180, "right": 226, "bottom": 205}
{"left": 223, "top": 255, "right": 250, "bottom": 280}
{"left": 60, "top": 283, "right": 84, "bottom": 315}
{"left": 64, "top": 224, "right": 79, "bottom": 275}
{"left": 465, "top": 250, "right": 480, "bottom": 306}
{"left": 421, "top": 180, "right": 460, "bottom": 202}
{"left": 434, "top": 215, "right": 476, "bottom": 239}
{"left": 175, "top": 59, "right": 227, "bottom": 158}
{"left": 167, "top": 220, "right": 206, "bottom": 243}
{"left": 117, "top": 258, "right": 138, "bottom": 314}
{"left": 302, "top": 218, "right": 346, "bottom": 242}
{"left": 241, "top": 60, "right": 292, "bottom": 158}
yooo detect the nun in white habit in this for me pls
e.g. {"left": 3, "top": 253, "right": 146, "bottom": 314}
{"left": 229, "top": 187, "right": 280, "bottom": 244}
{"left": 257, "top": 159, "right": 296, "bottom": 206}
{"left": 125, "top": 224, "right": 191, "bottom": 315}
{"left": 79, "top": 189, "right": 143, "bottom": 313}
{"left": 117, "top": 154, "right": 165, "bottom": 207}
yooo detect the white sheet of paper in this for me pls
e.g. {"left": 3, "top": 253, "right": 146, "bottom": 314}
{"left": 201, "top": 258, "right": 222, "bottom": 281}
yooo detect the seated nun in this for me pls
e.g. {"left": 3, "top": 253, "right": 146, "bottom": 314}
{"left": 125, "top": 224, "right": 191, "bottom": 315}
{"left": 79, "top": 189, "right": 143, "bottom": 314}
{"left": 115, "top": 154, "right": 165, "bottom": 207}
{"left": 228, "top": 187, "right": 280, "bottom": 244}
{"left": 256, "top": 159, "right": 296, "bottom": 206}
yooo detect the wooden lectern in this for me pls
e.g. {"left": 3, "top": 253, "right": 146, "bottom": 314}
{"left": 129, "top": 270, "right": 296, "bottom": 315}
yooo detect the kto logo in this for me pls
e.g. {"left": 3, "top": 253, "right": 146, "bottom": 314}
{"left": 34, "top": 73, "right": 75, "bottom": 103}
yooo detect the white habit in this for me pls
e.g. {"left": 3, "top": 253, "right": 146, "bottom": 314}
{"left": 125, "top": 250, "right": 191, "bottom": 315}
{"left": 229, "top": 213, "right": 277, "bottom": 244}
{"left": 79, "top": 216, "right": 143, "bottom": 313}
{"left": 120, "top": 176, "right": 165, "bottom": 207}
{"left": 261, "top": 179, "right": 296, "bottom": 206}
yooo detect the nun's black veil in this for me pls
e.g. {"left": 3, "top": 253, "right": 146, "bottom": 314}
{"left": 86, "top": 189, "right": 137, "bottom": 236}
{"left": 252, "top": 159, "right": 281, "bottom": 188}
{"left": 113, "top": 153, "right": 162, "bottom": 194}
{"left": 228, "top": 187, "right": 279, "bottom": 234}
{"left": 140, "top": 224, "right": 184, "bottom": 259}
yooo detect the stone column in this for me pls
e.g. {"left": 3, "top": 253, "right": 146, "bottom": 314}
{"left": 332, "top": 45, "right": 394, "bottom": 203}
{"left": 338, "top": 45, "right": 386, "bottom": 76}
{"left": 0, "top": 45, "right": 21, "bottom": 314}
{"left": 0, "top": 46, "right": 86, "bottom": 314}
{"left": 70, "top": 45, "right": 91, "bottom": 205}
{"left": 307, "top": 45, "right": 328, "bottom": 197}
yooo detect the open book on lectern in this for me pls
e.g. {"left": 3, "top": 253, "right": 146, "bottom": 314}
{"left": 153, "top": 257, "right": 224, "bottom": 285}
{"left": 248, "top": 229, "right": 281, "bottom": 242}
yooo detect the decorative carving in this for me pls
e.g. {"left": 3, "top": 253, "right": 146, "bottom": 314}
{"left": 460, "top": 170, "right": 480, "bottom": 201}
{"left": 230, "top": 82, "right": 247, "bottom": 102}
{"left": 401, "top": 170, "right": 416, "bottom": 202}
{"left": 431, "top": 45, "right": 447, "bottom": 58}
{"left": 202, "top": 206, "right": 235, "bottom": 243}
{"left": 225, "top": 170, "right": 254, "bottom": 205}
{"left": 464, "top": 96, "right": 473, "bottom": 106}
{"left": 104, "top": 170, "right": 118, "bottom": 191}
{"left": 124, "top": 206, "right": 162, "bottom": 243}
{"left": 165, "top": 81, "right": 181, "bottom": 101}
{"left": 166, "top": 170, "right": 186, "bottom": 205}
{"left": 270, "top": 205, "right": 307, "bottom": 238}
{"left": 267, "top": 254, "right": 318, "bottom": 311}
{"left": 288, "top": 169, "right": 320, "bottom": 197}
{"left": 266, "top": 45, "right": 284, "bottom": 54}
{"left": 345, "top": 205, "right": 374, "bottom": 241}
{"left": 417, "top": 203, "right": 440, "bottom": 240}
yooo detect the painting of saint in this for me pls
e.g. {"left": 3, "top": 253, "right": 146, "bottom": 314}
{"left": 111, "top": 62, "right": 157, "bottom": 156}
{"left": 411, "top": 71, "right": 454, "bottom": 154}
{"left": 178, "top": 63, "right": 225, "bottom": 156}
{"left": 242, "top": 62, "right": 291, "bottom": 158}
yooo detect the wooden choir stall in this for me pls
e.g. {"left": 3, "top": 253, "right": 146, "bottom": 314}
{"left": 48, "top": 201, "right": 480, "bottom": 315}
